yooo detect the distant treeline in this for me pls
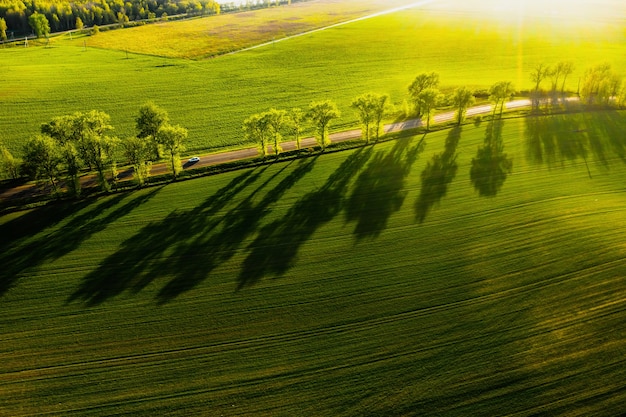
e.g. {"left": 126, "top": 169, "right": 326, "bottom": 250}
{"left": 0, "top": 0, "right": 299, "bottom": 37}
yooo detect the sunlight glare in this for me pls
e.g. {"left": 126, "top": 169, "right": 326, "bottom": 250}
{"left": 486, "top": 0, "right": 623, "bottom": 23}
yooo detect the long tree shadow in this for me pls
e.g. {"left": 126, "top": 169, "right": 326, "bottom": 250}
{"left": 584, "top": 110, "right": 626, "bottom": 165}
{"left": 156, "top": 158, "right": 318, "bottom": 302}
{"left": 524, "top": 111, "right": 626, "bottom": 172}
{"left": 470, "top": 120, "right": 513, "bottom": 197}
{"left": 68, "top": 158, "right": 318, "bottom": 305}
{"left": 1, "top": 189, "right": 161, "bottom": 298}
{"left": 345, "top": 136, "right": 425, "bottom": 240}
{"left": 525, "top": 114, "right": 591, "bottom": 167}
{"left": 68, "top": 169, "right": 266, "bottom": 305}
{"left": 0, "top": 199, "right": 92, "bottom": 297}
{"left": 525, "top": 115, "right": 567, "bottom": 166}
{"left": 1, "top": 199, "right": 92, "bottom": 255}
{"left": 415, "top": 127, "right": 461, "bottom": 223}
{"left": 237, "top": 146, "right": 374, "bottom": 289}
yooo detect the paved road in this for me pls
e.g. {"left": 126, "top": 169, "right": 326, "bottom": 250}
{"left": 0, "top": 99, "right": 534, "bottom": 202}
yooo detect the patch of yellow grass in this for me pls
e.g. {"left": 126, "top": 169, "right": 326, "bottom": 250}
{"left": 66, "top": 0, "right": 420, "bottom": 59}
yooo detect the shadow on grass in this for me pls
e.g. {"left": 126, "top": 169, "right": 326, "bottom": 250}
{"left": 237, "top": 146, "right": 374, "bottom": 289}
{"left": 470, "top": 120, "right": 513, "bottom": 197}
{"left": 345, "top": 136, "right": 425, "bottom": 240}
{"left": 415, "top": 127, "right": 461, "bottom": 223}
{"left": 69, "top": 169, "right": 267, "bottom": 305}
{"left": 156, "top": 158, "right": 316, "bottom": 302}
{"left": 0, "top": 189, "right": 162, "bottom": 298}
{"left": 581, "top": 111, "right": 626, "bottom": 169}
{"left": 525, "top": 113, "right": 589, "bottom": 166}
{"left": 591, "top": 111, "right": 626, "bottom": 163}
{"left": 68, "top": 158, "right": 317, "bottom": 305}
{"left": 524, "top": 110, "right": 626, "bottom": 171}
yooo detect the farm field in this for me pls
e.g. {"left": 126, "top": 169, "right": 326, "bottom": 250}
{"left": 1, "top": 0, "right": 625, "bottom": 155}
{"left": 67, "top": 0, "right": 423, "bottom": 59}
{"left": 2, "top": 111, "right": 626, "bottom": 415}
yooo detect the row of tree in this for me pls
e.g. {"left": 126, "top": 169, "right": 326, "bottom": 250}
{"left": 529, "top": 61, "right": 626, "bottom": 110}
{"left": 580, "top": 63, "right": 624, "bottom": 106}
{"left": 529, "top": 61, "right": 575, "bottom": 111}
{"left": 242, "top": 63, "right": 626, "bottom": 158}
{"left": 1, "top": 65, "right": 624, "bottom": 190}
{"left": 242, "top": 74, "right": 519, "bottom": 157}
{"left": 242, "top": 101, "right": 340, "bottom": 157}
{"left": 0, "top": 102, "right": 186, "bottom": 195}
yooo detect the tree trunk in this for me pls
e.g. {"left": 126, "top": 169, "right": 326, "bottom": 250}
{"left": 170, "top": 153, "right": 176, "bottom": 179}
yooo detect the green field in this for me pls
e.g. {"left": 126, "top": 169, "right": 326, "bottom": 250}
{"left": 1, "top": 0, "right": 624, "bottom": 156}
{"left": 2, "top": 111, "right": 626, "bottom": 415}
{"left": 70, "top": 0, "right": 420, "bottom": 59}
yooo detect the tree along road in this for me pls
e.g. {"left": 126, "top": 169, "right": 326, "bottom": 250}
{"left": 0, "top": 99, "right": 533, "bottom": 202}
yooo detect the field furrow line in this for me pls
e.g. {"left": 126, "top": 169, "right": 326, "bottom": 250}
{"left": 3, "top": 256, "right": 624, "bottom": 387}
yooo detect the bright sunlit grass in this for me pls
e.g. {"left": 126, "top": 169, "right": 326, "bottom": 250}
{"left": 61, "top": 0, "right": 420, "bottom": 59}
{"left": 435, "top": 0, "right": 625, "bottom": 24}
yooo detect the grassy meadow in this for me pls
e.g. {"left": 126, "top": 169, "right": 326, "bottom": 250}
{"left": 1, "top": 110, "right": 626, "bottom": 415}
{"left": 1, "top": 0, "right": 625, "bottom": 156}
{"left": 2, "top": 0, "right": 626, "bottom": 414}
{"left": 68, "top": 0, "right": 422, "bottom": 59}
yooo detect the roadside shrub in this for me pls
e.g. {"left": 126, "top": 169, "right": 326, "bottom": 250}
{"left": 473, "top": 89, "right": 489, "bottom": 99}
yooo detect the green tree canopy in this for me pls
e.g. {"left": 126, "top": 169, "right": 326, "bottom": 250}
{"left": 0, "top": 143, "right": 20, "bottom": 179}
{"left": 307, "top": 100, "right": 340, "bottom": 151}
{"left": 28, "top": 12, "right": 50, "bottom": 38}
{"left": 351, "top": 94, "right": 375, "bottom": 143}
{"left": 451, "top": 87, "right": 475, "bottom": 125}
{"left": 408, "top": 72, "right": 439, "bottom": 117}
{"left": 287, "top": 108, "right": 306, "bottom": 150}
{"left": 136, "top": 101, "right": 169, "bottom": 159}
{"left": 243, "top": 112, "right": 272, "bottom": 157}
{"left": 59, "top": 141, "right": 82, "bottom": 197}
{"left": 82, "top": 133, "right": 120, "bottom": 191}
{"left": 416, "top": 88, "right": 442, "bottom": 130}
{"left": 266, "top": 108, "right": 286, "bottom": 156}
{"left": 22, "top": 134, "right": 61, "bottom": 192}
{"left": 489, "top": 81, "right": 515, "bottom": 118}
{"left": 370, "top": 93, "right": 389, "bottom": 142}
{"left": 157, "top": 124, "right": 187, "bottom": 179}
{"left": 39, "top": 110, "right": 113, "bottom": 194}
{"left": 122, "top": 136, "right": 152, "bottom": 186}
{"left": 580, "top": 63, "right": 620, "bottom": 106}
{"left": 0, "top": 17, "right": 7, "bottom": 41}
{"left": 351, "top": 92, "right": 390, "bottom": 143}
{"left": 41, "top": 114, "right": 81, "bottom": 144}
